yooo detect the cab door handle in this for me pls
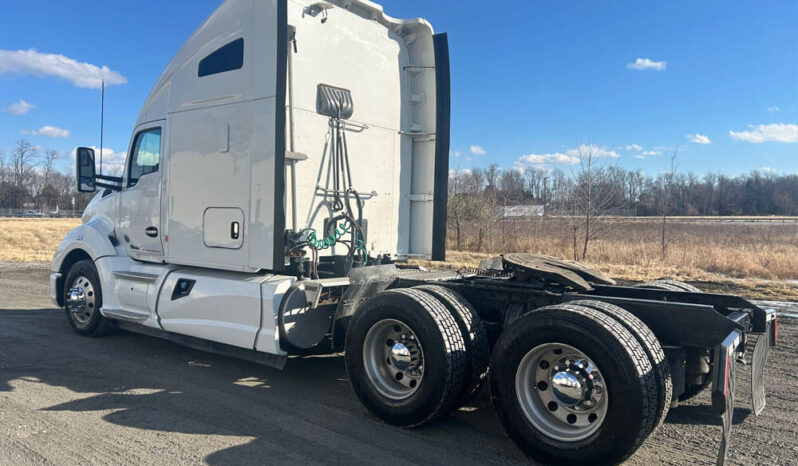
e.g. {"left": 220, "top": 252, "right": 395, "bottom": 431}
{"left": 145, "top": 226, "right": 158, "bottom": 237}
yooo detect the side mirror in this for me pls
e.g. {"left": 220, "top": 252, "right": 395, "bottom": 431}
{"left": 76, "top": 147, "right": 96, "bottom": 193}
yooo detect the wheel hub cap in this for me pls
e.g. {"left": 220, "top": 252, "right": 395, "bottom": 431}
{"left": 389, "top": 342, "right": 413, "bottom": 371}
{"left": 363, "top": 319, "right": 424, "bottom": 400}
{"left": 515, "top": 343, "right": 608, "bottom": 442}
{"left": 551, "top": 370, "right": 584, "bottom": 406}
{"left": 66, "top": 287, "right": 86, "bottom": 314}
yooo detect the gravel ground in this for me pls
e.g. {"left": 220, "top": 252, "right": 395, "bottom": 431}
{"left": 0, "top": 262, "right": 796, "bottom": 465}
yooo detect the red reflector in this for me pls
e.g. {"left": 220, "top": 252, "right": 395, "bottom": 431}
{"left": 724, "top": 355, "right": 730, "bottom": 397}
{"left": 165, "top": 235, "right": 169, "bottom": 242}
{"left": 774, "top": 317, "right": 778, "bottom": 342}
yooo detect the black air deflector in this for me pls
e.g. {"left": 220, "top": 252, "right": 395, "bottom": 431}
{"left": 316, "top": 84, "right": 354, "bottom": 119}
{"left": 431, "top": 33, "right": 451, "bottom": 261}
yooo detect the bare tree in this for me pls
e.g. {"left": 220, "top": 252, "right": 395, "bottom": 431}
{"left": 569, "top": 144, "right": 622, "bottom": 260}
{"left": 11, "top": 139, "right": 38, "bottom": 209}
{"left": 36, "top": 149, "right": 61, "bottom": 212}
{"left": 498, "top": 169, "right": 525, "bottom": 205}
{"left": 43, "top": 150, "right": 58, "bottom": 186}
{"left": 0, "top": 149, "right": 6, "bottom": 184}
{"left": 447, "top": 169, "right": 470, "bottom": 250}
{"left": 661, "top": 150, "right": 679, "bottom": 259}
{"left": 524, "top": 167, "right": 551, "bottom": 203}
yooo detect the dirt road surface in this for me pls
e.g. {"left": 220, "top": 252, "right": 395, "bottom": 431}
{"left": 1, "top": 262, "right": 796, "bottom": 465}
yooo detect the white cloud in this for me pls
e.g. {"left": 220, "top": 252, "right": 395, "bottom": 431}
{"left": 729, "top": 123, "right": 798, "bottom": 143}
{"left": 515, "top": 144, "right": 619, "bottom": 170}
{"left": 5, "top": 99, "right": 35, "bottom": 115}
{"left": 21, "top": 125, "right": 71, "bottom": 138}
{"left": 0, "top": 49, "right": 127, "bottom": 89}
{"left": 625, "top": 143, "right": 643, "bottom": 151}
{"left": 761, "top": 166, "right": 774, "bottom": 173}
{"left": 635, "top": 155, "right": 646, "bottom": 159}
{"left": 767, "top": 106, "right": 780, "bottom": 113}
{"left": 686, "top": 133, "right": 711, "bottom": 144}
{"left": 642, "top": 150, "right": 661, "bottom": 156}
{"left": 565, "top": 144, "right": 620, "bottom": 159}
{"left": 450, "top": 150, "right": 461, "bottom": 158}
{"left": 517, "top": 152, "right": 580, "bottom": 166}
{"left": 626, "top": 58, "right": 666, "bottom": 71}
{"left": 470, "top": 145, "right": 486, "bottom": 156}
{"left": 449, "top": 168, "right": 472, "bottom": 177}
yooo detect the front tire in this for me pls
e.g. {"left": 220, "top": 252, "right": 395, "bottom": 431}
{"left": 63, "top": 259, "right": 114, "bottom": 336}
{"left": 344, "top": 288, "right": 467, "bottom": 427}
{"left": 490, "top": 304, "right": 657, "bottom": 465}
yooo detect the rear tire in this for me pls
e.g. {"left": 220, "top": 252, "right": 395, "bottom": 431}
{"left": 635, "top": 279, "right": 708, "bottom": 401}
{"left": 63, "top": 259, "right": 114, "bottom": 337}
{"left": 414, "top": 285, "right": 490, "bottom": 407}
{"left": 637, "top": 279, "right": 701, "bottom": 293}
{"left": 344, "top": 288, "right": 467, "bottom": 427}
{"left": 490, "top": 304, "right": 657, "bottom": 465}
{"left": 569, "top": 300, "right": 672, "bottom": 431}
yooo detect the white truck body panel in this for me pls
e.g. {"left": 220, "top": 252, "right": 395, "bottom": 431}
{"left": 51, "top": 0, "right": 448, "bottom": 357}
{"left": 130, "top": 0, "right": 440, "bottom": 273}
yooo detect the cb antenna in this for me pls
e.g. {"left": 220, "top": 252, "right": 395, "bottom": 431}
{"left": 99, "top": 79, "right": 104, "bottom": 174}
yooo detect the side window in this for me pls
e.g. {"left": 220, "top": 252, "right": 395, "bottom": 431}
{"left": 198, "top": 38, "right": 244, "bottom": 77}
{"left": 128, "top": 128, "right": 161, "bottom": 187}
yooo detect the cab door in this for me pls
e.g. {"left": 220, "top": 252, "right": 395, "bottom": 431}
{"left": 118, "top": 124, "right": 164, "bottom": 261}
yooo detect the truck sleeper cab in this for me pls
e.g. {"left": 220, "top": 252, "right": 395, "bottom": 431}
{"left": 53, "top": 1, "right": 777, "bottom": 464}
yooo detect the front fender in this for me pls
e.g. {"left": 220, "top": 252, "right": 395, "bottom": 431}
{"left": 51, "top": 216, "right": 119, "bottom": 273}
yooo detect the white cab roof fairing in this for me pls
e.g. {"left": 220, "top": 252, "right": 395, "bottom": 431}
{"left": 130, "top": 0, "right": 448, "bottom": 272}
{"left": 136, "top": 0, "right": 258, "bottom": 126}
{"left": 135, "top": 0, "right": 434, "bottom": 127}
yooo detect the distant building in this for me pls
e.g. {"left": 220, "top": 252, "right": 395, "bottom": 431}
{"left": 497, "top": 205, "right": 545, "bottom": 218}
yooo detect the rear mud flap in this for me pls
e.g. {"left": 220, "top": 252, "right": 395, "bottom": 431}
{"left": 751, "top": 311, "right": 777, "bottom": 416}
{"left": 712, "top": 330, "right": 741, "bottom": 466}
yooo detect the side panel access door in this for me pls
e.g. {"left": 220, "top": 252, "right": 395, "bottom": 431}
{"left": 117, "top": 124, "right": 165, "bottom": 261}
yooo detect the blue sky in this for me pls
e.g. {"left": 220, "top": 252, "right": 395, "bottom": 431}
{"left": 0, "top": 0, "right": 796, "bottom": 176}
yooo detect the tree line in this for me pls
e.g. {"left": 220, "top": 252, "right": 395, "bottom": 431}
{"left": 3, "top": 136, "right": 796, "bottom": 221}
{"left": 451, "top": 163, "right": 798, "bottom": 218}
{"left": 0, "top": 139, "right": 92, "bottom": 213}
{"left": 449, "top": 146, "right": 798, "bottom": 259}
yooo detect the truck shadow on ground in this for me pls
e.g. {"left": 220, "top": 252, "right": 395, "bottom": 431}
{"left": 0, "top": 309, "right": 525, "bottom": 464}
{"left": 0, "top": 309, "right": 750, "bottom": 464}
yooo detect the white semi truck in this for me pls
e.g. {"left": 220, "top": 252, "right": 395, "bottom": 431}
{"left": 53, "top": 1, "right": 777, "bottom": 464}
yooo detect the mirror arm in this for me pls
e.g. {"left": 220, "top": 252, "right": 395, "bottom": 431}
{"left": 94, "top": 181, "right": 122, "bottom": 191}
{"left": 96, "top": 174, "right": 123, "bottom": 183}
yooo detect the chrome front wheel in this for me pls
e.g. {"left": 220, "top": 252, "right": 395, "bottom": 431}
{"left": 63, "top": 259, "right": 114, "bottom": 337}
{"left": 66, "top": 275, "right": 96, "bottom": 324}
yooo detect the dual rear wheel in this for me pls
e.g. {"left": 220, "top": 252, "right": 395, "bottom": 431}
{"left": 344, "top": 286, "right": 489, "bottom": 427}
{"left": 346, "top": 291, "right": 671, "bottom": 465}
{"left": 490, "top": 302, "right": 669, "bottom": 464}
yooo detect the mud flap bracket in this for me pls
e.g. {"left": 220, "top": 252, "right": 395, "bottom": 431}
{"left": 712, "top": 329, "right": 742, "bottom": 466}
{"left": 751, "top": 310, "right": 777, "bottom": 416}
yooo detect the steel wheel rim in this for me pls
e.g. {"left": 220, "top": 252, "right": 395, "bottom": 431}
{"left": 66, "top": 275, "right": 96, "bottom": 325}
{"left": 515, "top": 342, "right": 608, "bottom": 442}
{"left": 363, "top": 319, "right": 424, "bottom": 400}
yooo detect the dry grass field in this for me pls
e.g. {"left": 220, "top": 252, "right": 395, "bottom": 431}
{"left": 423, "top": 217, "right": 798, "bottom": 300}
{"left": 0, "top": 218, "right": 80, "bottom": 262}
{"left": 1, "top": 216, "right": 796, "bottom": 299}
{"left": 445, "top": 218, "right": 798, "bottom": 280}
